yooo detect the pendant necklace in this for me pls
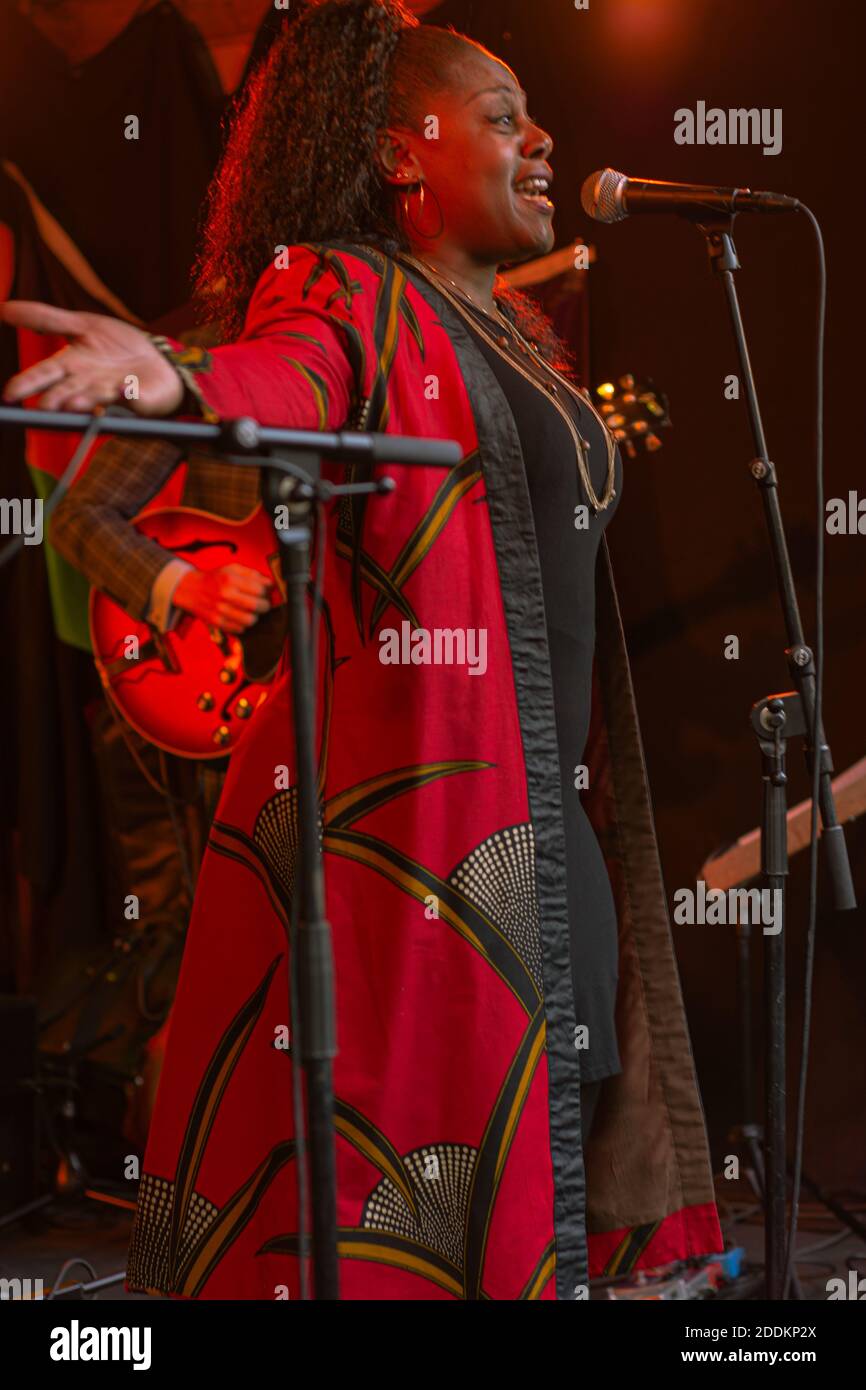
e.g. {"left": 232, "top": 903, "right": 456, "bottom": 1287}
{"left": 399, "top": 252, "right": 617, "bottom": 512}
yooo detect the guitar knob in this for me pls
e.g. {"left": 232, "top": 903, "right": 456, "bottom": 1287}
{"left": 236, "top": 698, "right": 253, "bottom": 719}
{"left": 197, "top": 692, "right": 215, "bottom": 711}
{"left": 219, "top": 667, "right": 238, "bottom": 685}
{"left": 212, "top": 725, "right": 231, "bottom": 747}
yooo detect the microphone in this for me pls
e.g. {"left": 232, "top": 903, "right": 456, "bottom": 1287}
{"left": 581, "top": 168, "right": 800, "bottom": 223}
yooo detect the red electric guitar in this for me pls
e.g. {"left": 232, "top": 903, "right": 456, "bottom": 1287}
{"left": 89, "top": 376, "right": 670, "bottom": 760}
{"left": 90, "top": 505, "right": 286, "bottom": 760}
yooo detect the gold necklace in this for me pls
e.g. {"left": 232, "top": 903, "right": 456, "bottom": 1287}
{"left": 407, "top": 255, "right": 512, "bottom": 331}
{"left": 399, "top": 252, "right": 617, "bottom": 512}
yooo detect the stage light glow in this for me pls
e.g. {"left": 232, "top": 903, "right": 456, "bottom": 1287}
{"left": 595, "top": 0, "right": 699, "bottom": 81}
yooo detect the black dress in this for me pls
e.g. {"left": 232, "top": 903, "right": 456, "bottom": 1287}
{"left": 461, "top": 300, "right": 623, "bottom": 1084}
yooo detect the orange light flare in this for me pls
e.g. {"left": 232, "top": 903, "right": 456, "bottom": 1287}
{"left": 596, "top": 0, "right": 699, "bottom": 85}
{"left": 85, "top": 1186, "right": 137, "bottom": 1212}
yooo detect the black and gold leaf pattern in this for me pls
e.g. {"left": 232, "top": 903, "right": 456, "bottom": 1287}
{"left": 368, "top": 452, "right": 482, "bottom": 634}
{"left": 462, "top": 1006, "right": 547, "bottom": 1298}
{"left": 165, "top": 955, "right": 284, "bottom": 1279}
{"left": 277, "top": 356, "right": 329, "bottom": 430}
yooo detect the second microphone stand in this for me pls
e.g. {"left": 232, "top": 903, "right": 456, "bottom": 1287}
{"left": 689, "top": 215, "right": 856, "bottom": 1299}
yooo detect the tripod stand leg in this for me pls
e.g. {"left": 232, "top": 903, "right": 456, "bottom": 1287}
{"left": 764, "top": 874, "right": 787, "bottom": 1299}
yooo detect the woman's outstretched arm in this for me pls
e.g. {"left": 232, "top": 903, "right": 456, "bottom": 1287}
{"left": 0, "top": 300, "right": 185, "bottom": 415}
{"left": 1, "top": 247, "right": 358, "bottom": 430}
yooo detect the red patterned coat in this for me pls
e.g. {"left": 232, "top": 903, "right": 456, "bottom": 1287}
{"left": 127, "top": 242, "right": 722, "bottom": 1300}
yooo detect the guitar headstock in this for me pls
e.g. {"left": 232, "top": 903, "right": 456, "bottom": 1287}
{"left": 594, "top": 373, "right": 671, "bottom": 458}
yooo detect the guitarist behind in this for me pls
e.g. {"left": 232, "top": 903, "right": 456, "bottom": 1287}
{"left": 50, "top": 428, "right": 272, "bottom": 930}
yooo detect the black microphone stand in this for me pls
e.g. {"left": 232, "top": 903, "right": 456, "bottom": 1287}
{"left": 0, "top": 404, "right": 459, "bottom": 1301}
{"left": 265, "top": 452, "right": 340, "bottom": 1301}
{"left": 685, "top": 218, "right": 856, "bottom": 1300}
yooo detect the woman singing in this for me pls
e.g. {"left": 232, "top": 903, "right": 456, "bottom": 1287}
{"left": 2, "top": 0, "right": 722, "bottom": 1300}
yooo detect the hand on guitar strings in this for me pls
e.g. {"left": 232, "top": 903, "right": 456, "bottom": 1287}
{"left": 173, "top": 564, "right": 272, "bottom": 634}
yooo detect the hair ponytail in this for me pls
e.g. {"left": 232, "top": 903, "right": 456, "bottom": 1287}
{"left": 195, "top": 0, "right": 415, "bottom": 339}
{"left": 195, "top": 0, "right": 576, "bottom": 378}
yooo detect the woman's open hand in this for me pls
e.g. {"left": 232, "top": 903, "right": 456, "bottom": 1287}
{"left": 0, "top": 301, "right": 184, "bottom": 416}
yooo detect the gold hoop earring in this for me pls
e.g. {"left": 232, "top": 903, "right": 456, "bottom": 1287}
{"left": 398, "top": 181, "right": 420, "bottom": 225}
{"left": 398, "top": 179, "right": 423, "bottom": 214}
{"left": 400, "top": 179, "right": 444, "bottom": 239}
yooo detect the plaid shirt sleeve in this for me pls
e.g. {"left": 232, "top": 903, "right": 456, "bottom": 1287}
{"left": 49, "top": 434, "right": 187, "bottom": 621}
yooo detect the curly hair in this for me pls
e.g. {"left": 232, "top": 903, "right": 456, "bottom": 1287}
{"left": 194, "top": 0, "right": 575, "bottom": 376}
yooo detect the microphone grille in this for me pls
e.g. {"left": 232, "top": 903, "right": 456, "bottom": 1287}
{"left": 581, "top": 168, "right": 627, "bottom": 223}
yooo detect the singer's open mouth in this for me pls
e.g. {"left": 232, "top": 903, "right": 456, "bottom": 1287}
{"left": 513, "top": 176, "right": 555, "bottom": 213}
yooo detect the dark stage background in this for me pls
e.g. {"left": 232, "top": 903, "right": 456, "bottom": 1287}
{"left": 1, "top": 0, "right": 862, "bottom": 1201}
